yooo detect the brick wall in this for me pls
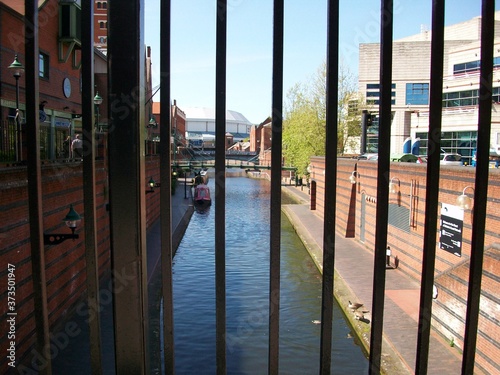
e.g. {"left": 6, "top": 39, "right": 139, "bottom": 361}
{"left": 0, "top": 161, "right": 109, "bottom": 370}
{"left": 309, "top": 156, "right": 500, "bottom": 373}
{"left": 0, "top": 155, "right": 162, "bottom": 372}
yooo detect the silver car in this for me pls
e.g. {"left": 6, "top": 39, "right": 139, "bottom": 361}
{"left": 440, "top": 153, "right": 463, "bottom": 166}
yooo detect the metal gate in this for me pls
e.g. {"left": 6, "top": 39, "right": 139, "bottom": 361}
{"left": 20, "top": 0, "right": 494, "bottom": 374}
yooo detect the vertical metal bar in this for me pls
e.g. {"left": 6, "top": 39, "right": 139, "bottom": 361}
{"left": 319, "top": 0, "right": 339, "bottom": 373}
{"left": 215, "top": 1, "right": 227, "bottom": 374}
{"left": 415, "top": 1, "right": 445, "bottom": 373}
{"left": 81, "top": 1, "right": 103, "bottom": 373}
{"left": 368, "top": 1, "right": 393, "bottom": 373}
{"left": 15, "top": 76, "right": 21, "bottom": 162}
{"left": 269, "top": 0, "right": 284, "bottom": 373}
{"left": 360, "top": 110, "right": 368, "bottom": 154}
{"left": 462, "top": 1, "right": 494, "bottom": 373}
{"left": 160, "top": 0, "right": 175, "bottom": 372}
{"left": 108, "top": 0, "right": 148, "bottom": 373}
{"left": 24, "top": 1, "right": 51, "bottom": 374}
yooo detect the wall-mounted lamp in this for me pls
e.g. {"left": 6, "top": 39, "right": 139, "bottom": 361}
{"left": 44, "top": 205, "right": 81, "bottom": 245}
{"left": 8, "top": 54, "right": 24, "bottom": 162}
{"left": 349, "top": 171, "right": 359, "bottom": 184}
{"left": 456, "top": 186, "right": 474, "bottom": 209}
{"left": 146, "top": 176, "right": 160, "bottom": 194}
{"left": 148, "top": 115, "right": 158, "bottom": 128}
{"left": 94, "top": 91, "right": 103, "bottom": 129}
{"left": 389, "top": 177, "right": 400, "bottom": 194}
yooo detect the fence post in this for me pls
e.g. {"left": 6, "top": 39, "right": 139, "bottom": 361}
{"left": 310, "top": 180, "right": 316, "bottom": 210}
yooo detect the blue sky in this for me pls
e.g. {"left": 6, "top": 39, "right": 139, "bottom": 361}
{"left": 145, "top": 1, "right": 493, "bottom": 124}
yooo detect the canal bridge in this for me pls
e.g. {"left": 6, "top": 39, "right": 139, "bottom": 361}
{"left": 172, "top": 158, "right": 297, "bottom": 172}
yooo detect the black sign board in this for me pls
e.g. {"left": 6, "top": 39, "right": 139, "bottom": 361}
{"left": 439, "top": 203, "right": 463, "bottom": 257}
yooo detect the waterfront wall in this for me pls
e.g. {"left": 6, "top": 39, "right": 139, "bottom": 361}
{"left": 0, "top": 157, "right": 162, "bottom": 371}
{"left": 309, "top": 156, "right": 500, "bottom": 374}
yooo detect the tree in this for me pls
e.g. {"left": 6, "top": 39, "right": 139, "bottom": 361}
{"left": 283, "top": 62, "right": 361, "bottom": 175}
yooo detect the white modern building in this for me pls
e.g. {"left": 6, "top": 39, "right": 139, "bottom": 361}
{"left": 182, "top": 107, "right": 254, "bottom": 148}
{"left": 359, "top": 12, "right": 500, "bottom": 164}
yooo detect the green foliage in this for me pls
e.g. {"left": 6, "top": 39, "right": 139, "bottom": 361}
{"left": 283, "top": 61, "right": 362, "bottom": 174}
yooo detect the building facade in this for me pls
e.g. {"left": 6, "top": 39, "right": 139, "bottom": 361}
{"left": 359, "top": 12, "right": 500, "bottom": 164}
{"left": 183, "top": 107, "right": 254, "bottom": 148}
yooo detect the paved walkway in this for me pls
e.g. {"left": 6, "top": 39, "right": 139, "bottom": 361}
{"left": 281, "top": 185, "right": 465, "bottom": 374}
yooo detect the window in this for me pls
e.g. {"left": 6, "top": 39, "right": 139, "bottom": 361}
{"left": 366, "top": 83, "right": 396, "bottom": 106}
{"left": 416, "top": 130, "right": 477, "bottom": 163}
{"left": 443, "top": 89, "right": 480, "bottom": 108}
{"left": 406, "top": 83, "right": 429, "bottom": 105}
{"left": 39, "top": 52, "right": 49, "bottom": 79}
{"left": 97, "top": 2, "right": 101, "bottom": 9}
{"left": 103, "top": 2, "right": 107, "bottom": 9}
{"left": 366, "top": 83, "right": 396, "bottom": 89}
{"left": 99, "top": 21, "right": 107, "bottom": 29}
{"left": 453, "top": 57, "right": 500, "bottom": 75}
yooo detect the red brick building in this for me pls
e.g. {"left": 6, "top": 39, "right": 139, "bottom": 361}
{"left": 308, "top": 157, "right": 500, "bottom": 374}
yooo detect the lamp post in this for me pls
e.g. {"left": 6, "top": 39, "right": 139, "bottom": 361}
{"left": 8, "top": 54, "right": 24, "bottom": 162}
{"left": 94, "top": 91, "right": 103, "bottom": 131}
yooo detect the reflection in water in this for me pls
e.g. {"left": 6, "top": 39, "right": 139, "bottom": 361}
{"left": 171, "top": 177, "right": 368, "bottom": 374}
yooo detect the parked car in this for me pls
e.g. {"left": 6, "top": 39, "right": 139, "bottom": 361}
{"left": 440, "top": 153, "right": 463, "bottom": 166}
{"left": 357, "top": 153, "right": 378, "bottom": 160}
{"left": 390, "top": 153, "right": 419, "bottom": 163}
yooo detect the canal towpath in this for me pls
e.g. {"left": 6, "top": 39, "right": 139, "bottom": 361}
{"left": 281, "top": 184, "right": 466, "bottom": 374}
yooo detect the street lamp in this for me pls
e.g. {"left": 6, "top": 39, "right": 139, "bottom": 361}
{"left": 44, "top": 204, "right": 81, "bottom": 245}
{"left": 94, "top": 91, "right": 103, "bottom": 131}
{"left": 8, "top": 54, "right": 24, "bottom": 162}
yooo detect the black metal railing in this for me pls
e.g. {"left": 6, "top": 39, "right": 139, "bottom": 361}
{"left": 20, "top": 0, "right": 493, "bottom": 374}
{"left": 0, "top": 120, "right": 17, "bottom": 162}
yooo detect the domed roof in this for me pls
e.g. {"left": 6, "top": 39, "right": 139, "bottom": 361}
{"left": 183, "top": 107, "right": 253, "bottom": 124}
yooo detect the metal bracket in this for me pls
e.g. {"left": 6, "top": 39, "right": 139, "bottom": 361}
{"left": 44, "top": 233, "right": 79, "bottom": 245}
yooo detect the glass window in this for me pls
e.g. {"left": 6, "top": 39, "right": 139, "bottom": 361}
{"left": 103, "top": 2, "right": 107, "bottom": 9}
{"left": 443, "top": 89, "right": 483, "bottom": 107}
{"left": 366, "top": 83, "right": 396, "bottom": 89}
{"left": 454, "top": 63, "right": 466, "bottom": 74}
{"left": 406, "top": 83, "right": 429, "bottom": 105}
{"left": 494, "top": 56, "right": 500, "bottom": 68}
{"left": 417, "top": 131, "right": 477, "bottom": 163}
{"left": 39, "top": 52, "right": 49, "bottom": 79}
{"left": 454, "top": 58, "right": 500, "bottom": 75}
{"left": 97, "top": 2, "right": 101, "bottom": 9}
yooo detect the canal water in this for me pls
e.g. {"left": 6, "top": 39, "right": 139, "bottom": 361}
{"left": 170, "top": 177, "right": 368, "bottom": 374}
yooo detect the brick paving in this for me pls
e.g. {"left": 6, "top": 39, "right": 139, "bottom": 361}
{"left": 282, "top": 185, "right": 465, "bottom": 374}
